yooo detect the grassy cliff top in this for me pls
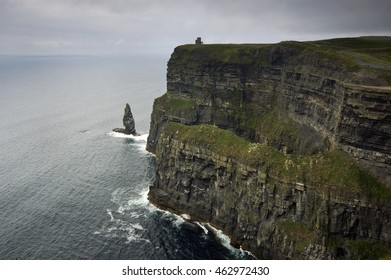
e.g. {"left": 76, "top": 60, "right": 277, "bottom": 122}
{"left": 172, "top": 43, "right": 271, "bottom": 64}
{"left": 162, "top": 122, "right": 391, "bottom": 201}
{"left": 309, "top": 36, "right": 391, "bottom": 69}
{"left": 176, "top": 36, "right": 391, "bottom": 64}
{"left": 173, "top": 36, "right": 391, "bottom": 82}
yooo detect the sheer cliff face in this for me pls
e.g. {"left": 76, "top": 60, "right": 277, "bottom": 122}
{"left": 147, "top": 41, "right": 391, "bottom": 259}
{"left": 147, "top": 43, "right": 391, "bottom": 182}
{"left": 149, "top": 124, "right": 391, "bottom": 259}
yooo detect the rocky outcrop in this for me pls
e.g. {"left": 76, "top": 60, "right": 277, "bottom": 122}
{"left": 146, "top": 39, "right": 391, "bottom": 259}
{"left": 113, "top": 103, "right": 138, "bottom": 135}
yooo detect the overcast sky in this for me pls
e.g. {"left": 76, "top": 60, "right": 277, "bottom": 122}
{"left": 1, "top": 0, "right": 390, "bottom": 55}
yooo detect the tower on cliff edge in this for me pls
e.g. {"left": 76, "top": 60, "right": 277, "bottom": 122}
{"left": 195, "top": 37, "right": 203, "bottom": 45}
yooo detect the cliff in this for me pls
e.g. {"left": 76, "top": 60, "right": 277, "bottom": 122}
{"left": 149, "top": 123, "right": 391, "bottom": 259}
{"left": 147, "top": 37, "right": 391, "bottom": 259}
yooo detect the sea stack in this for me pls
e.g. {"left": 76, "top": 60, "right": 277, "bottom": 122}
{"left": 113, "top": 103, "right": 137, "bottom": 135}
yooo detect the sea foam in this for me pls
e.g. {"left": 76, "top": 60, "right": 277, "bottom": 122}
{"left": 107, "top": 132, "right": 150, "bottom": 153}
{"left": 108, "top": 131, "right": 148, "bottom": 141}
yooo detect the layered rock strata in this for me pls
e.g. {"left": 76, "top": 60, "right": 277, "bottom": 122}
{"left": 147, "top": 39, "right": 391, "bottom": 259}
{"left": 147, "top": 43, "right": 391, "bottom": 183}
{"left": 149, "top": 123, "right": 391, "bottom": 259}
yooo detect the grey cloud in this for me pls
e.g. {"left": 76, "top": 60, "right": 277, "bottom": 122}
{"left": 204, "top": 0, "right": 391, "bottom": 35}
{"left": 0, "top": 0, "right": 390, "bottom": 55}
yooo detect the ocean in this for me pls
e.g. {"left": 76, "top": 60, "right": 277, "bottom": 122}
{"left": 0, "top": 55, "right": 252, "bottom": 260}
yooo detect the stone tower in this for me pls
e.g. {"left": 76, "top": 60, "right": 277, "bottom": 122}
{"left": 195, "top": 37, "right": 203, "bottom": 45}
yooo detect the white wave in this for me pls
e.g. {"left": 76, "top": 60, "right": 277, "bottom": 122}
{"left": 94, "top": 187, "right": 155, "bottom": 244}
{"left": 107, "top": 209, "right": 114, "bottom": 221}
{"left": 107, "top": 131, "right": 148, "bottom": 142}
{"left": 110, "top": 188, "right": 128, "bottom": 205}
{"left": 97, "top": 209, "right": 150, "bottom": 244}
{"left": 107, "top": 132, "right": 152, "bottom": 154}
{"left": 129, "top": 211, "right": 142, "bottom": 218}
{"left": 180, "top": 214, "right": 191, "bottom": 220}
{"left": 205, "top": 223, "right": 233, "bottom": 249}
{"left": 132, "top": 223, "right": 144, "bottom": 230}
{"left": 107, "top": 227, "right": 117, "bottom": 233}
{"left": 136, "top": 133, "right": 148, "bottom": 142}
{"left": 110, "top": 186, "right": 155, "bottom": 222}
{"left": 135, "top": 143, "right": 149, "bottom": 153}
{"left": 126, "top": 234, "right": 138, "bottom": 242}
{"left": 107, "top": 131, "right": 134, "bottom": 139}
{"left": 240, "top": 246, "right": 257, "bottom": 259}
{"left": 126, "top": 234, "right": 150, "bottom": 244}
{"left": 206, "top": 224, "right": 254, "bottom": 258}
{"left": 155, "top": 208, "right": 185, "bottom": 227}
{"left": 173, "top": 218, "right": 185, "bottom": 228}
{"left": 111, "top": 187, "right": 149, "bottom": 208}
{"left": 130, "top": 189, "right": 150, "bottom": 207}
{"left": 122, "top": 223, "right": 150, "bottom": 244}
{"left": 194, "top": 221, "right": 209, "bottom": 235}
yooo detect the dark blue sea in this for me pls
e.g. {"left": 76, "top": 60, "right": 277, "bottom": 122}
{"left": 0, "top": 55, "right": 252, "bottom": 260}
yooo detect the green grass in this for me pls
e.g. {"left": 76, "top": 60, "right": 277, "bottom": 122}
{"left": 158, "top": 90, "right": 301, "bottom": 148}
{"left": 233, "top": 108, "right": 302, "bottom": 154}
{"left": 309, "top": 36, "right": 391, "bottom": 78}
{"left": 349, "top": 240, "right": 391, "bottom": 259}
{"left": 281, "top": 41, "right": 362, "bottom": 71}
{"left": 176, "top": 40, "right": 360, "bottom": 71}
{"left": 347, "top": 239, "right": 391, "bottom": 260}
{"left": 256, "top": 110, "right": 300, "bottom": 141}
{"left": 167, "top": 98, "right": 197, "bottom": 110}
{"left": 347, "top": 49, "right": 391, "bottom": 65}
{"left": 307, "top": 150, "right": 391, "bottom": 201}
{"left": 277, "top": 220, "right": 316, "bottom": 253}
{"left": 311, "top": 36, "right": 391, "bottom": 50}
{"left": 173, "top": 36, "right": 391, "bottom": 83}
{"left": 173, "top": 44, "right": 271, "bottom": 64}
{"left": 162, "top": 123, "right": 390, "bottom": 200}
{"left": 153, "top": 94, "right": 167, "bottom": 109}
{"left": 154, "top": 92, "right": 197, "bottom": 111}
{"left": 327, "top": 236, "right": 391, "bottom": 259}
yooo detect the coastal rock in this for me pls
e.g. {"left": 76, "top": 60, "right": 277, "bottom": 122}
{"left": 113, "top": 103, "right": 138, "bottom": 135}
{"left": 146, "top": 42, "right": 391, "bottom": 183}
{"left": 149, "top": 124, "right": 391, "bottom": 259}
{"left": 147, "top": 38, "right": 391, "bottom": 259}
